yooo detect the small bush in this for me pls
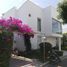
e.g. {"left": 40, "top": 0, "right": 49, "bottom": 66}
{"left": 62, "top": 45, "right": 67, "bottom": 50}
{"left": 55, "top": 50, "right": 63, "bottom": 56}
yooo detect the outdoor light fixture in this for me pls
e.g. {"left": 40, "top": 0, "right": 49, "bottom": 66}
{"left": 42, "top": 36, "right": 46, "bottom": 42}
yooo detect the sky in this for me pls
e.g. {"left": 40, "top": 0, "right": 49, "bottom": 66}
{"left": 62, "top": 24, "right": 67, "bottom": 33}
{"left": 0, "top": 0, "right": 59, "bottom": 17}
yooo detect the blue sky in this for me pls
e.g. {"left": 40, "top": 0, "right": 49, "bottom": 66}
{"left": 0, "top": 0, "right": 58, "bottom": 16}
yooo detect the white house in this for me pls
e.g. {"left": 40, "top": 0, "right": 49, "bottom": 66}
{"left": 2, "top": 0, "right": 62, "bottom": 51}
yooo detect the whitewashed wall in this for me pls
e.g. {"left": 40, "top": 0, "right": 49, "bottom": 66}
{"left": 42, "top": 6, "right": 52, "bottom": 36}
{"left": 46, "top": 37, "right": 56, "bottom": 47}
{"left": 2, "top": 7, "right": 18, "bottom": 19}
{"left": 17, "top": 1, "right": 43, "bottom": 49}
{"left": 13, "top": 32, "right": 25, "bottom": 51}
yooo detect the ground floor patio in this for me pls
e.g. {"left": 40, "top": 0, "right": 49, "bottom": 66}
{"left": 10, "top": 51, "right": 67, "bottom": 67}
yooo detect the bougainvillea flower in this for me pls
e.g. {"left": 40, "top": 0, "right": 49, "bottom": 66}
{"left": 0, "top": 17, "right": 34, "bottom": 37}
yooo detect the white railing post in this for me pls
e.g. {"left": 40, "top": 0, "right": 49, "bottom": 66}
{"left": 58, "top": 37, "right": 61, "bottom": 51}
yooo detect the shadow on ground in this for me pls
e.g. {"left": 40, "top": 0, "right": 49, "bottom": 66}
{"left": 44, "top": 58, "right": 67, "bottom": 67}
{"left": 10, "top": 58, "right": 33, "bottom": 67}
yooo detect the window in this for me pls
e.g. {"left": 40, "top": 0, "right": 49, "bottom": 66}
{"left": 52, "top": 19, "right": 62, "bottom": 33}
{"left": 52, "top": 22, "right": 58, "bottom": 32}
{"left": 37, "top": 18, "right": 41, "bottom": 31}
{"left": 28, "top": 13, "right": 31, "bottom": 17}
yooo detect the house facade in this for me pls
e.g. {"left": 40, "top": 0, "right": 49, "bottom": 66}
{"left": 2, "top": 0, "right": 62, "bottom": 51}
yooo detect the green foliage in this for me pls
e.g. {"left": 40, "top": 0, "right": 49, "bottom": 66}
{"left": 62, "top": 33, "right": 67, "bottom": 50}
{"left": 62, "top": 45, "right": 67, "bottom": 50}
{"left": 57, "top": 0, "right": 67, "bottom": 24}
{"left": 0, "top": 27, "right": 13, "bottom": 67}
{"left": 62, "top": 33, "right": 67, "bottom": 42}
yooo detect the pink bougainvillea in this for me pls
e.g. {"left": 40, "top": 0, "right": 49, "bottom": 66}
{"left": 0, "top": 17, "right": 34, "bottom": 37}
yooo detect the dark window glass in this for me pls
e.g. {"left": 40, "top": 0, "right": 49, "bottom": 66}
{"left": 37, "top": 18, "right": 41, "bottom": 31}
